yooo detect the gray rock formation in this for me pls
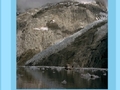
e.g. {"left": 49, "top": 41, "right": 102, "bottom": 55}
{"left": 17, "top": 0, "right": 107, "bottom": 66}
{"left": 25, "top": 19, "right": 107, "bottom": 68}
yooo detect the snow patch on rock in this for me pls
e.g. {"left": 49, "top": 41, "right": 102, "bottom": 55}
{"left": 33, "top": 27, "right": 48, "bottom": 31}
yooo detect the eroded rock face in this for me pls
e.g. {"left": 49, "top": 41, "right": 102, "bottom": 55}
{"left": 17, "top": 0, "right": 107, "bottom": 66}
{"left": 17, "top": 49, "right": 39, "bottom": 66}
{"left": 25, "top": 19, "right": 108, "bottom": 68}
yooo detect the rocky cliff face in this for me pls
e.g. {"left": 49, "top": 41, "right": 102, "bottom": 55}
{"left": 17, "top": 0, "right": 107, "bottom": 66}
{"left": 25, "top": 19, "right": 107, "bottom": 68}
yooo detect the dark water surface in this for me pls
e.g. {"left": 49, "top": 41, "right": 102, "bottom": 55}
{"left": 17, "top": 66, "right": 107, "bottom": 89}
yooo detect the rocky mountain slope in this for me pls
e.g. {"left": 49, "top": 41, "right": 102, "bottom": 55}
{"left": 17, "top": 0, "right": 107, "bottom": 66}
{"left": 25, "top": 19, "right": 107, "bottom": 68}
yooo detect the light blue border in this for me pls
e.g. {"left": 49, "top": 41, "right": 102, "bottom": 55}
{"left": 0, "top": 0, "right": 1, "bottom": 88}
{"left": 0, "top": 0, "right": 118, "bottom": 90}
{"left": 108, "top": 0, "right": 116, "bottom": 90}
{"left": 116, "top": 0, "right": 120, "bottom": 90}
{"left": 11, "top": 0, "right": 16, "bottom": 90}
{"left": 1, "top": 0, "right": 11, "bottom": 90}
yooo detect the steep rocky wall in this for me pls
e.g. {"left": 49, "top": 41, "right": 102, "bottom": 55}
{"left": 17, "top": 1, "right": 107, "bottom": 66}
{"left": 25, "top": 19, "right": 107, "bottom": 68}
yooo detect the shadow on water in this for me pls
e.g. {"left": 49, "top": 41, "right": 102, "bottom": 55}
{"left": 17, "top": 66, "right": 108, "bottom": 89}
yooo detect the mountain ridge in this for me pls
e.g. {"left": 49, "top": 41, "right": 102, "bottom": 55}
{"left": 17, "top": 0, "right": 107, "bottom": 67}
{"left": 25, "top": 19, "right": 107, "bottom": 68}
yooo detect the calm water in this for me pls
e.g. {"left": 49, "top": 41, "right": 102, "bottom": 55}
{"left": 17, "top": 66, "right": 108, "bottom": 89}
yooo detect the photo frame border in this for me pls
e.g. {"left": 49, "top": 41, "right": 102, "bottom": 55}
{"left": 0, "top": 0, "right": 119, "bottom": 90}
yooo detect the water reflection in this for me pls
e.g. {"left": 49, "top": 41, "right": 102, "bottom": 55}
{"left": 17, "top": 66, "right": 108, "bottom": 89}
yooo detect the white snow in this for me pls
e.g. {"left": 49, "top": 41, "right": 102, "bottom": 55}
{"left": 40, "top": 27, "right": 48, "bottom": 31}
{"left": 33, "top": 28, "right": 41, "bottom": 30}
{"left": 33, "top": 27, "right": 48, "bottom": 31}
{"left": 96, "top": 17, "right": 99, "bottom": 20}
{"left": 76, "top": 0, "right": 96, "bottom": 4}
{"left": 52, "top": 19, "right": 55, "bottom": 23}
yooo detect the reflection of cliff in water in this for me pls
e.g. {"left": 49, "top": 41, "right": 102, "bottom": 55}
{"left": 17, "top": 66, "right": 108, "bottom": 89}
